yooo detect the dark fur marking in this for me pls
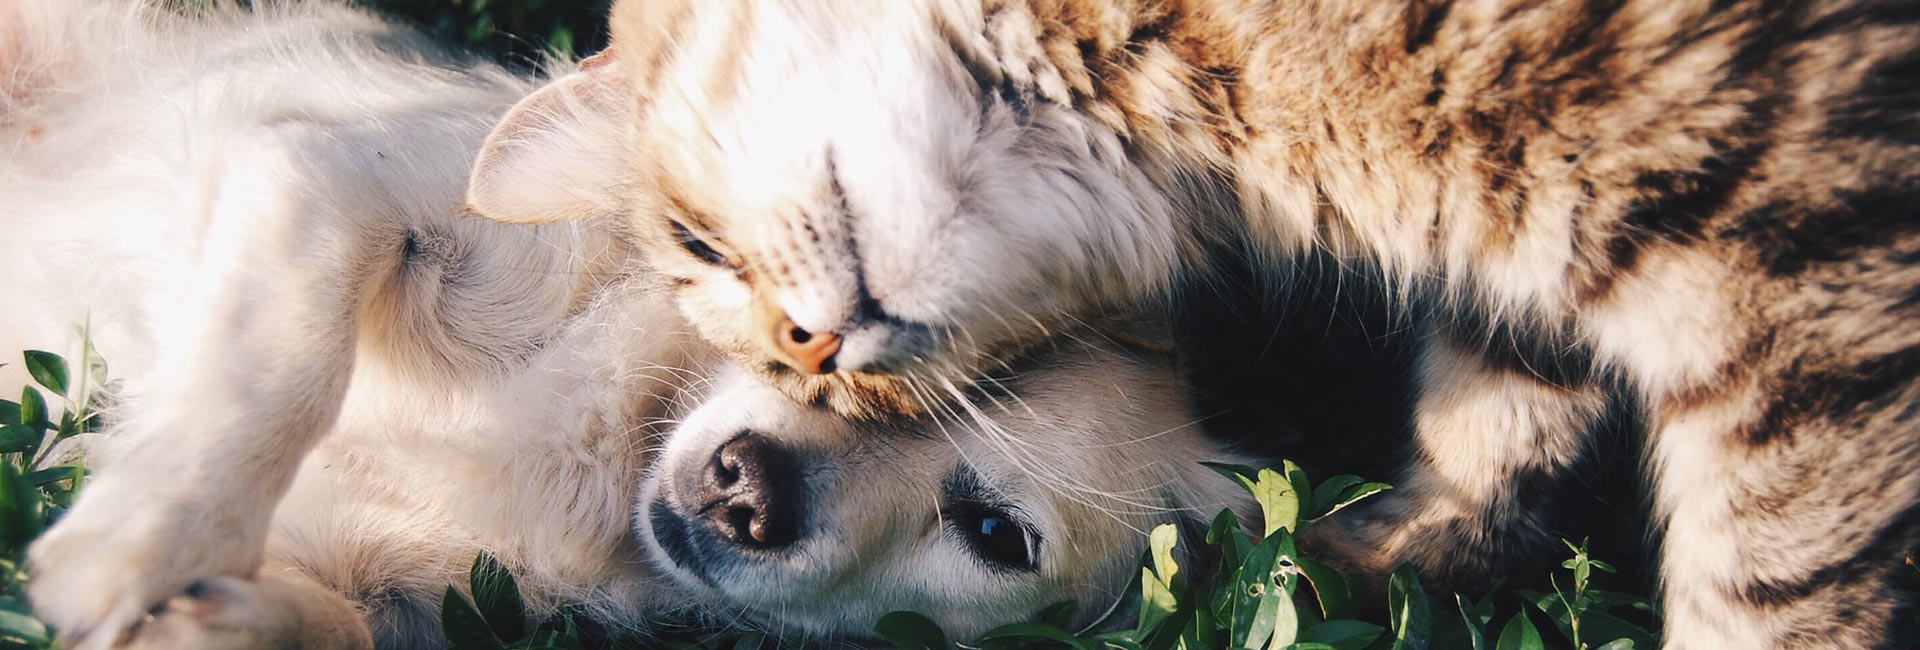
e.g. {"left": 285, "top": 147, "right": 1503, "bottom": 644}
{"left": 1441, "top": 296, "right": 1595, "bottom": 391}
{"left": 1740, "top": 502, "right": 1920, "bottom": 608}
{"left": 1724, "top": 185, "right": 1920, "bottom": 278}
{"left": 1741, "top": 342, "right": 1920, "bottom": 446}
{"left": 1585, "top": 127, "right": 1777, "bottom": 301}
{"left": 1403, "top": 0, "right": 1455, "bottom": 54}
{"left": 1825, "top": 45, "right": 1920, "bottom": 146}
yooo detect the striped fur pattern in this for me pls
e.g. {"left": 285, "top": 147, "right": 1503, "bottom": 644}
{"left": 469, "top": 0, "right": 1920, "bottom": 646}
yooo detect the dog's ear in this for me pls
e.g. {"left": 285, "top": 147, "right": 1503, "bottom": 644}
{"left": 467, "top": 51, "right": 632, "bottom": 223}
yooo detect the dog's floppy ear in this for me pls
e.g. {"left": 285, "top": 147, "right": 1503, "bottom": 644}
{"left": 467, "top": 50, "right": 632, "bottom": 223}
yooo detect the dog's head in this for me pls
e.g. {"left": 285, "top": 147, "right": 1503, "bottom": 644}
{"left": 636, "top": 335, "right": 1255, "bottom": 640}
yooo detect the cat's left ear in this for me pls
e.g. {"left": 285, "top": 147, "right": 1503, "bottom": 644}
{"left": 467, "top": 50, "right": 631, "bottom": 223}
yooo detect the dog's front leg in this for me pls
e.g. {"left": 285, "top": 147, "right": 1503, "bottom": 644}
{"left": 26, "top": 128, "right": 404, "bottom": 648}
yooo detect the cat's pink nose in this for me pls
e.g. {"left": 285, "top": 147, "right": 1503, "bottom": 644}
{"left": 776, "top": 318, "right": 841, "bottom": 374}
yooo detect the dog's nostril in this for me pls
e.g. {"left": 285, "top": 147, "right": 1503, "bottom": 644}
{"left": 774, "top": 317, "right": 841, "bottom": 375}
{"left": 698, "top": 433, "right": 802, "bottom": 548}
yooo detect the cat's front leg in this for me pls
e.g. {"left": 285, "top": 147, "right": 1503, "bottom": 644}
{"left": 1651, "top": 368, "right": 1920, "bottom": 649}
{"left": 25, "top": 129, "right": 397, "bottom": 648}
{"left": 1305, "top": 329, "right": 1608, "bottom": 593}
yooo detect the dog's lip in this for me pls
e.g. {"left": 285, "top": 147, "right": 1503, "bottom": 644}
{"left": 645, "top": 499, "right": 721, "bottom": 590}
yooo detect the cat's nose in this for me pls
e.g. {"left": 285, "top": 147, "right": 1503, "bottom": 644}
{"left": 775, "top": 317, "right": 841, "bottom": 374}
{"left": 698, "top": 433, "right": 801, "bottom": 548}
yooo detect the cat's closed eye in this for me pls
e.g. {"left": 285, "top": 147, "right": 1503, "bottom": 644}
{"left": 671, "top": 220, "right": 734, "bottom": 268}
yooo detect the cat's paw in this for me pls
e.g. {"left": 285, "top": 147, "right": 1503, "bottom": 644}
{"left": 26, "top": 481, "right": 264, "bottom": 650}
{"left": 118, "top": 578, "right": 290, "bottom": 650}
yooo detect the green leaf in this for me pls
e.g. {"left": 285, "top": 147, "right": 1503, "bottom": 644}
{"left": 1250, "top": 469, "right": 1300, "bottom": 536}
{"left": 1385, "top": 564, "right": 1431, "bottom": 650}
{"left": 0, "top": 399, "right": 16, "bottom": 425}
{"left": 1521, "top": 590, "right": 1657, "bottom": 650}
{"left": 1140, "top": 567, "right": 1180, "bottom": 633}
{"left": 1593, "top": 640, "right": 1637, "bottom": 650}
{"left": 22, "top": 351, "right": 66, "bottom": 396}
{"left": 0, "top": 425, "right": 36, "bottom": 454}
{"left": 0, "top": 597, "right": 50, "bottom": 644}
{"left": 23, "top": 465, "right": 79, "bottom": 488}
{"left": 1307, "top": 475, "right": 1363, "bottom": 518}
{"left": 1300, "top": 620, "right": 1383, "bottom": 650}
{"left": 1283, "top": 461, "right": 1313, "bottom": 524}
{"left": 1452, "top": 594, "right": 1487, "bottom": 650}
{"left": 1311, "top": 484, "right": 1392, "bottom": 522}
{"left": 0, "top": 462, "right": 43, "bottom": 551}
{"left": 874, "top": 611, "right": 949, "bottom": 650}
{"left": 469, "top": 552, "right": 528, "bottom": 642}
{"left": 1150, "top": 523, "right": 1184, "bottom": 592}
{"left": 1295, "top": 557, "right": 1354, "bottom": 621}
{"left": 979, "top": 622, "right": 1091, "bottom": 650}
{"left": 442, "top": 586, "right": 504, "bottom": 650}
{"left": 1231, "top": 528, "right": 1299, "bottom": 650}
{"left": 18, "top": 388, "right": 46, "bottom": 431}
{"left": 1493, "top": 612, "right": 1542, "bottom": 650}
{"left": 1201, "top": 462, "right": 1263, "bottom": 484}
{"left": 1037, "top": 600, "right": 1077, "bottom": 628}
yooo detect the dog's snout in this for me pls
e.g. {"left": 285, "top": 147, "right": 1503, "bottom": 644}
{"left": 698, "top": 433, "right": 801, "bottom": 548}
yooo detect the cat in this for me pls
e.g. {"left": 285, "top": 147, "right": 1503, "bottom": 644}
{"left": 3, "top": 1, "right": 1255, "bottom": 647}
{"left": 467, "top": 1, "right": 1920, "bottom": 647}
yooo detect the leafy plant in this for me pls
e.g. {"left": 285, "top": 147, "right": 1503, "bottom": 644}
{"left": 0, "top": 342, "right": 1667, "bottom": 650}
{"left": 868, "top": 462, "right": 1662, "bottom": 650}
{"left": 0, "top": 346, "right": 107, "bottom": 649}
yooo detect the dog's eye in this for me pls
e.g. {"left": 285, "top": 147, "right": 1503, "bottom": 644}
{"left": 948, "top": 503, "right": 1037, "bottom": 572}
{"left": 670, "top": 221, "right": 732, "bottom": 268}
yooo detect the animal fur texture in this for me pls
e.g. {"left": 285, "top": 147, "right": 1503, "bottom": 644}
{"left": 2, "top": 2, "right": 1257, "bottom": 647}
{"left": 468, "top": 1, "right": 1920, "bottom": 647}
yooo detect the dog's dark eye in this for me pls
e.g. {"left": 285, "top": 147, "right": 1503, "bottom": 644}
{"left": 948, "top": 502, "right": 1038, "bottom": 572}
{"left": 670, "top": 221, "right": 731, "bottom": 268}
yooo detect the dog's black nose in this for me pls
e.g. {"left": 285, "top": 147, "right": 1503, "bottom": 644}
{"left": 698, "top": 433, "right": 801, "bottom": 548}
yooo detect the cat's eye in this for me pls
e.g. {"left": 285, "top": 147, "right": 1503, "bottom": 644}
{"left": 670, "top": 220, "right": 732, "bottom": 268}
{"left": 948, "top": 503, "right": 1037, "bottom": 571}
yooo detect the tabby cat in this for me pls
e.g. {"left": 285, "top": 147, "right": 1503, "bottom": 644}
{"left": 469, "top": 1, "right": 1920, "bottom": 647}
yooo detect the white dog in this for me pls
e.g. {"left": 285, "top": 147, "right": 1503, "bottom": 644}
{"left": 2, "top": 2, "right": 1255, "bottom": 647}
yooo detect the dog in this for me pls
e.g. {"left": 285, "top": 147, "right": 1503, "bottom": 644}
{"left": 2, "top": 2, "right": 1256, "bottom": 647}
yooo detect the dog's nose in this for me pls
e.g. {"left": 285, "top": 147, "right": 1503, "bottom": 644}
{"left": 698, "top": 433, "right": 801, "bottom": 548}
{"left": 775, "top": 317, "right": 841, "bottom": 374}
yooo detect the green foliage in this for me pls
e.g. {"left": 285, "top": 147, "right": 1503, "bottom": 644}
{"left": 0, "top": 343, "right": 1666, "bottom": 649}
{"left": 864, "top": 463, "right": 1662, "bottom": 650}
{"left": 0, "top": 346, "right": 107, "bottom": 650}
{"left": 351, "top": 0, "right": 610, "bottom": 63}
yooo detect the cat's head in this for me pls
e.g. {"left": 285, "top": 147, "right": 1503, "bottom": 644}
{"left": 636, "top": 333, "right": 1256, "bottom": 639}
{"left": 468, "top": 1, "right": 1183, "bottom": 418}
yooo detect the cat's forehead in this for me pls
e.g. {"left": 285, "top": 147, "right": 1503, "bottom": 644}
{"left": 637, "top": 3, "right": 982, "bottom": 220}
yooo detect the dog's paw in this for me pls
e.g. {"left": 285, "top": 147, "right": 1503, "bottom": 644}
{"left": 118, "top": 578, "right": 290, "bottom": 650}
{"left": 26, "top": 481, "right": 264, "bottom": 650}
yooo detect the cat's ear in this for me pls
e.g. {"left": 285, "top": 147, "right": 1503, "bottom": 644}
{"left": 467, "top": 50, "right": 632, "bottom": 224}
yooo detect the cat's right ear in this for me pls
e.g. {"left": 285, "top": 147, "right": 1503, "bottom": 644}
{"left": 467, "top": 50, "right": 632, "bottom": 224}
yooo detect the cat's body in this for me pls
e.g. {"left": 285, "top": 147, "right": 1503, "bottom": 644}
{"left": 472, "top": 1, "right": 1920, "bottom": 646}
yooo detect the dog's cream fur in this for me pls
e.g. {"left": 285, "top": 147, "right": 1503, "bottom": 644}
{"left": 3, "top": 2, "right": 1256, "bottom": 646}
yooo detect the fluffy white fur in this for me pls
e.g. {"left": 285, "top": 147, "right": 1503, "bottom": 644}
{"left": 3, "top": 2, "right": 1256, "bottom": 646}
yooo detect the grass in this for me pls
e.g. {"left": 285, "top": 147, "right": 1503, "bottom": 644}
{"left": 0, "top": 345, "right": 1664, "bottom": 649}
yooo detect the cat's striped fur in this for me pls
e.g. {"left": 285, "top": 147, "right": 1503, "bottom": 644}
{"left": 469, "top": 0, "right": 1920, "bottom": 647}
